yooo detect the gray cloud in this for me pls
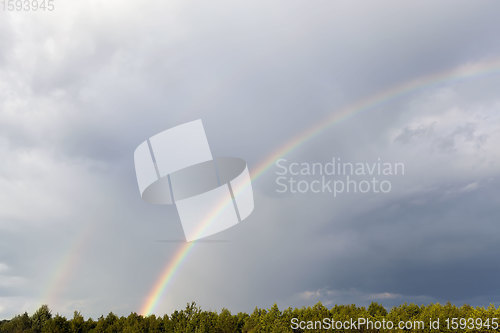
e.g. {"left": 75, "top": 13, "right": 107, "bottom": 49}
{"left": 1, "top": 0, "right": 500, "bottom": 320}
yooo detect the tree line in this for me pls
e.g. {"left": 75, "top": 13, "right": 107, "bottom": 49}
{"left": 1, "top": 301, "right": 499, "bottom": 332}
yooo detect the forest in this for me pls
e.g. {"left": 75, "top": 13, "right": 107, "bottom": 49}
{"left": 1, "top": 301, "right": 499, "bottom": 332}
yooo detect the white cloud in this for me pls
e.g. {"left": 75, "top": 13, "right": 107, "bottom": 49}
{"left": 0, "top": 297, "right": 40, "bottom": 318}
{"left": 0, "top": 276, "right": 25, "bottom": 288}
{"left": 0, "top": 142, "right": 108, "bottom": 228}
{"left": 290, "top": 288, "right": 434, "bottom": 308}
{"left": 369, "top": 292, "right": 401, "bottom": 300}
{"left": 458, "top": 182, "right": 479, "bottom": 193}
{"left": 383, "top": 86, "right": 500, "bottom": 196}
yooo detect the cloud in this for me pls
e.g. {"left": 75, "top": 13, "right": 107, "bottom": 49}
{"left": 1, "top": 0, "right": 500, "bottom": 320}
{"left": 0, "top": 263, "right": 28, "bottom": 304}
{"left": 458, "top": 182, "right": 479, "bottom": 193}
{"left": 289, "top": 288, "right": 434, "bottom": 309}
{"left": 0, "top": 276, "right": 25, "bottom": 289}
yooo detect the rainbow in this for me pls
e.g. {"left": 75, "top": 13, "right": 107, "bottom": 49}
{"left": 249, "top": 57, "right": 500, "bottom": 180}
{"left": 41, "top": 225, "right": 95, "bottom": 307}
{"left": 41, "top": 57, "right": 500, "bottom": 313}
{"left": 140, "top": 242, "right": 194, "bottom": 315}
{"left": 139, "top": 181, "right": 244, "bottom": 315}
{"left": 139, "top": 57, "right": 500, "bottom": 315}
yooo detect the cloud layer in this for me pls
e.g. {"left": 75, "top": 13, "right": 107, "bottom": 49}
{"left": 1, "top": 0, "right": 500, "bottom": 319}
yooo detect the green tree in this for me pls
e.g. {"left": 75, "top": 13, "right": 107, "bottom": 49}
{"left": 0, "top": 312, "right": 32, "bottom": 333}
{"left": 368, "top": 302, "right": 388, "bottom": 317}
{"left": 69, "top": 311, "right": 85, "bottom": 333}
{"left": 42, "top": 314, "right": 69, "bottom": 333}
{"left": 31, "top": 305, "right": 52, "bottom": 333}
{"left": 216, "top": 308, "right": 238, "bottom": 333}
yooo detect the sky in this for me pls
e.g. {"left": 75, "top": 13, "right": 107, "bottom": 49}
{"left": 1, "top": 0, "right": 500, "bottom": 320}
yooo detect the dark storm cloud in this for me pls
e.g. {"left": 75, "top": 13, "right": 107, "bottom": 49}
{"left": 313, "top": 180, "right": 500, "bottom": 300}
